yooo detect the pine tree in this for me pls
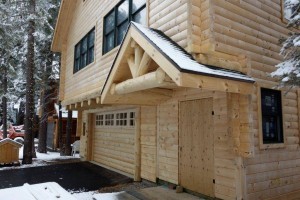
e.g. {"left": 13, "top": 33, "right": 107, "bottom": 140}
{"left": 36, "top": 0, "right": 60, "bottom": 153}
{"left": 23, "top": 0, "right": 36, "bottom": 164}
{"left": 0, "top": 0, "right": 22, "bottom": 137}
{"left": 272, "top": 0, "right": 300, "bottom": 86}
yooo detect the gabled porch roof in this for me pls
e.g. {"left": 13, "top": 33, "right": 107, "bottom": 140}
{"left": 101, "top": 22, "right": 255, "bottom": 105}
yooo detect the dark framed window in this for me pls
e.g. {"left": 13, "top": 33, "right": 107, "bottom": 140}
{"left": 74, "top": 28, "right": 95, "bottom": 73}
{"left": 103, "top": 0, "right": 146, "bottom": 54}
{"left": 261, "top": 88, "right": 283, "bottom": 144}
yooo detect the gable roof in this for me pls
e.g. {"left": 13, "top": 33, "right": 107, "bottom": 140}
{"left": 101, "top": 22, "right": 255, "bottom": 105}
{"left": 131, "top": 23, "right": 254, "bottom": 83}
{"left": 0, "top": 138, "right": 23, "bottom": 148}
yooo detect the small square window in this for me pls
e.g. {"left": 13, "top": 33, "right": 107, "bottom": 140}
{"left": 116, "top": 112, "right": 128, "bottom": 126}
{"left": 95, "top": 115, "right": 104, "bottom": 126}
{"left": 105, "top": 114, "right": 114, "bottom": 126}
{"left": 129, "top": 112, "right": 135, "bottom": 126}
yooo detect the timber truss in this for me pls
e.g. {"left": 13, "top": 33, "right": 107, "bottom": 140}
{"left": 101, "top": 22, "right": 254, "bottom": 105}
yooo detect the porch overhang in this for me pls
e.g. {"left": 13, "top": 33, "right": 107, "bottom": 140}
{"left": 101, "top": 22, "right": 255, "bottom": 105}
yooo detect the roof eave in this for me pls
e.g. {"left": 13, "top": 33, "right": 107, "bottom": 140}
{"left": 51, "top": 0, "right": 76, "bottom": 52}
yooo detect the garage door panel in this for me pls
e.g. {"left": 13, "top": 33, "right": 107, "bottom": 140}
{"left": 92, "top": 110, "right": 136, "bottom": 176}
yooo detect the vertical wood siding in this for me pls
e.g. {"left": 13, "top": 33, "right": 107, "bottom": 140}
{"left": 157, "top": 100, "right": 179, "bottom": 184}
{"left": 140, "top": 106, "right": 157, "bottom": 182}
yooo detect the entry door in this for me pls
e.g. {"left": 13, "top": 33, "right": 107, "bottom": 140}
{"left": 179, "top": 98, "right": 214, "bottom": 197}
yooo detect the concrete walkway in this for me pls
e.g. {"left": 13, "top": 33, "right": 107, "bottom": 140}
{"left": 125, "top": 186, "right": 205, "bottom": 200}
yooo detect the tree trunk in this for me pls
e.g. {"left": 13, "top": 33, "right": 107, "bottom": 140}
{"left": 65, "top": 110, "right": 72, "bottom": 156}
{"left": 37, "top": 45, "right": 53, "bottom": 153}
{"left": 23, "top": 0, "right": 36, "bottom": 165}
{"left": 58, "top": 101, "right": 63, "bottom": 155}
{"left": 2, "top": 65, "right": 7, "bottom": 138}
{"left": 16, "top": 101, "right": 25, "bottom": 125}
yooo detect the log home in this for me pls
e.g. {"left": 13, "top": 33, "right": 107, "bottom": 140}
{"left": 51, "top": 0, "right": 300, "bottom": 199}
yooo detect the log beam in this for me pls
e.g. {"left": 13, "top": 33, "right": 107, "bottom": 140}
{"left": 137, "top": 52, "right": 151, "bottom": 77}
{"left": 81, "top": 101, "right": 88, "bottom": 108}
{"left": 66, "top": 105, "right": 71, "bottom": 110}
{"left": 127, "top": 55, "right": 136, "bottom": 78}
{"left": 88, "top": 98, "right": 97, "bottom": 106}
{"left": 110, "top": 68, "right": 173, "bottom": 95}
{"left": 96, "top": 97, "right": 101, "bottom": 104}
{"left": 134, "top": 45, "right": 143, "bottom": 76}
{"left": 70, "top": 104, "right": 76, "bottom": 110}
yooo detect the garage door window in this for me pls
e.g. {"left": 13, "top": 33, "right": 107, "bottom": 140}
{"left": 96, "top": 110, "right": 135, "bottom": 128}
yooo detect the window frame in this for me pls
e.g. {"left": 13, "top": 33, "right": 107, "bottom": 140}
{"left": 73, "top": 27, "right": 95, "bottom": 73}
{"left": 103, "top": 0, "right": 147, "bottom": 55}
{"left": 258, "top": 87, "right": 285, "bottom": 149}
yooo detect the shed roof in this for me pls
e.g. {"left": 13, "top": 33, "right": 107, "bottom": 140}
{"left": 0, "top": 138, "right": 22, "bottom": 148}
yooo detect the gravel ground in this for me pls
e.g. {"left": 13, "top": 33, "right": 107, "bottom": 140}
{"left": 98, "top": 180, "right": 156, "bottom": 193}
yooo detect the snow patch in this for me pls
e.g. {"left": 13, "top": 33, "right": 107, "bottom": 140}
{"left": 0, "top": 182, "right": 76, "bottom": 200}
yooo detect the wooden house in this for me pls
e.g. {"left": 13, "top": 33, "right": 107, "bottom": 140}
{"left": 46, "top": 104, "right": 78, "bottom": 150}
{"left": 51, "top": 0, "right": 300, "bottom": 199}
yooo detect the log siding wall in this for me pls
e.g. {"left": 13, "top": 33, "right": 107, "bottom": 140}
{"left": 62, "top": 0, "right": 119, "bottom": 105}
{"left": 190, "top": 0, "right": 300, "bottom": 199}
{"left": 58, "top": 0, "right": 300, "bottom": 199}
{"left": 61, "top": 0, "right": 192, "bottom": 105}
{"left": 149, "top": 0, "right": 189, "bottom": 49}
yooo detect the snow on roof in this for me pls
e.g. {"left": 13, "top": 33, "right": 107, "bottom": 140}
{"left": 132, "top": 22, "right": 254, "bottom": 83}
{"left": 0, "top": 138, "right": 22, "bottom": 147}
{"left": 0, "top": 182, "right": 76, "bottom": 200}
{"left": 54, "top": 104, "right": 77, "bottom": 119}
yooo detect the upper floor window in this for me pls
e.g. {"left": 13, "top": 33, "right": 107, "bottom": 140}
{"left": 282, "top": 0, "right": 297, "bottom": 20}
{"left": 103, "top": 0, "right": 146, "bottom": 54}
{"left": 261, "top": 88, "right": 283, "bottom": 144}
{"left": 74, "top": 28, "right": 95, "bottom": 73}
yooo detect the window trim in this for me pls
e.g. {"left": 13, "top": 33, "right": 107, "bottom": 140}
{"left": 258, "top": 87, "right": 285, "bottom": 149}
{"left": 73, "top": 27, "right": 95, "bottom": 74}
{"left": 102, "top": 0, "right": 147, "bottom": 55}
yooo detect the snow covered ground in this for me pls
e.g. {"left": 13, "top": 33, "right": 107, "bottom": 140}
{"left": 0, "top": 147, "right": 80, "bottom": 171}
{"left": 0, "top": 182, "right": 128, "bottom": 200}
{"left": 72, "top": 191, "right": 131, "bottom": 200}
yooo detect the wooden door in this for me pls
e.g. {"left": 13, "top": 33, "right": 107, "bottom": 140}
{"left": 179, "top": 98, "right": 214, "bottom": 197}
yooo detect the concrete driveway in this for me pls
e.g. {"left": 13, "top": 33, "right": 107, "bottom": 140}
{"left": 0, "top": 161, "right": 132, "bottom": 191}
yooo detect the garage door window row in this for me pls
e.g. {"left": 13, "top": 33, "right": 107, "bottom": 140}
{"left": 95, "top": 110, "right": 135, "bottom": 128}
